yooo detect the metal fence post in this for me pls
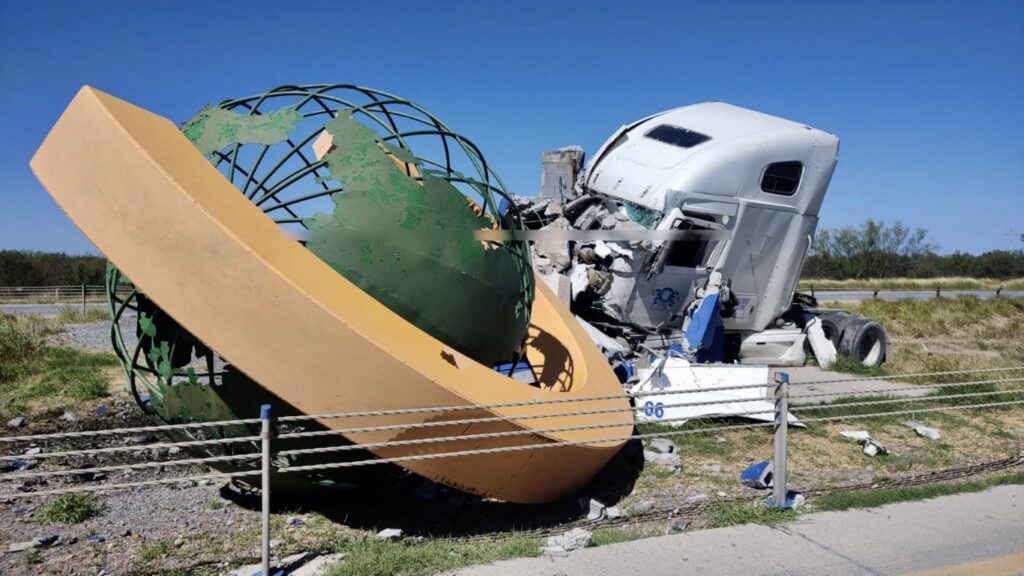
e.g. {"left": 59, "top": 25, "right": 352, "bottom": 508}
{"left": 81, "top": 284, "right": 87, "bottom": 314}
{"left": 772, "top": 371, "right": 789, "bottom": 508}
{"left": 260, "top": 404, "right": 272, "bottom": 576}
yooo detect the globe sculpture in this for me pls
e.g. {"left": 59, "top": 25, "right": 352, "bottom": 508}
{"left": 32, "top": 85, "right": 632, "bottom": 503}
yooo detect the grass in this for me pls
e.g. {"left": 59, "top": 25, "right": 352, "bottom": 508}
{"left": 826, "top": 354, "right": 888, "bottom": 377}
{"left": 814, "top": 470, "right": 1024, "bottom": 511}
{"left": 704, "top": 499, "right": 796, "bottom": 528}
{"left": 799, "top": 277, "right": 1024, "bottom": 291}
{"left": 40, "top": 493, "right": 101, "bottom": 523}
{"left": 55, "top": 306, "right": 110, "bottom": 324}
{"left": 325, "top": 534, "right": 539, "bottom": 576}
{"left": 824, "top": 296, "right": 1024, "bottom": 375}
{"left": 0, "top": 313, "right": 119, "bottom": 420}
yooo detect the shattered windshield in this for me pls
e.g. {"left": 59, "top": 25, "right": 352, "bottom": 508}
{"left": 622, "top": 200, "right": 662, "bottom": 229}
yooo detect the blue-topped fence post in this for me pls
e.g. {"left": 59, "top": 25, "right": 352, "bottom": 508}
{"left": 260, "top": 404, "right": 272, "bottom": 576}
{"left": 772, "top": 372, "right": 789, "bottom": 508}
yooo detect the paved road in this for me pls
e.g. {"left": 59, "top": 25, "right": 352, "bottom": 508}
{"left": 449, "top": 485, "right": 1024, "bottom": 576}
{"left": 813, "top": 290, "right": 1024, "bottom": 302}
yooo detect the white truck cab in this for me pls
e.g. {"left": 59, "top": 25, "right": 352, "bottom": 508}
{"left": 582, "top": 102, "right": 840, "bottom": 334}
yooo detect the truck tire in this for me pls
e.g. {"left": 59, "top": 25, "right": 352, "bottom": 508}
{"left": 846, "top": 319, "right": 888, "bottom": 368}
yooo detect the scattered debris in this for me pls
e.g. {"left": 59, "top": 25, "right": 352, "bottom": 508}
{"left": 287, "top": 517, "right": 306, "bottom": 526}
{"left": 59, "top": 410, "right": 77, "bottom": 422}
{"left": 86, "top": 535, "right": 106, "bottom": 544}
{"left": 6, "top": 417, "right": 25, "bottom": 429}
{"left": 7, "top": 539, "right": 42, "bottom": 553}
{"left": 716, "top": 491, "right": 728, "bottom": 498}
{"left": 375, "top": 528, "right": 403, "bottom": 541}
{"left": 739, "top": 461, "right": 773, "bottom": 489}
{"left": 649, "top": 438, "right": 676, "bottom": 454}
{"left": 665, "top": 519, "right": 688, "bottom": 534}
{"left": 904, "top": 421, "right": 941, "bottom": 440}
{"left": 95, "top": 404, "right": 108, "bottom": 416}
{"left": 24, "top": 447, "right": 43, "bottom": 456}
{"left": 685, "top": 494, "right": 709, "bottom": 505}
{"left": 626, "top": 500, "right": 655, "bottom": 516}
{"left": 840, "top": 431, "right": 890, "bottom": 457}
{"left": 541, "top": 545, "right": 569, "bottom": 558}
{"left": 33, "top": 535, "right": 58, "bottom": 547}
{"left": 545, "top": 528, "right": 592, "bottom": 552}
{"left": 767, "top": 490, "right": 805, "bottom": 510}
{"left": 579, "top": 497, "right": 608, "bottom": 521}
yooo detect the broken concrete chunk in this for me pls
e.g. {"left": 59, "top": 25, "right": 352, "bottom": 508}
{"left": 579, "top": 497, "right": 607, "bottom": 521}
{"left": 648, "top": 438, "right": 676, "bottom": 454}
{"left": 546, "top": 527, "right": 593, "bottom": 551}
{"left": 6, "top": 417, "right": 25, "bottom": 429}
{"left": 542, "top": 545, "right": 569, "bottom": 557}
{"left": 626, "top": 500, "right": 655, "bottom": 516}
{"left": 644, "top": 449, "right": 681, "bottom": 469}
{"left": 7, "top": 539, "right": 41, "bottom": 553}
{"left": 840, "top": 430, "right": 890, "bottom": 456}
{"left": 375, "top": 528, "right": 403, "bottom": 540}
{"left": 862, "top": 440, "right": 889, "bottom": 457}
{"left": 59, "top": 411, "right": 76, "bottom": 422}
{"left": 904, "top": 420, "right": 941, "bottom": 440}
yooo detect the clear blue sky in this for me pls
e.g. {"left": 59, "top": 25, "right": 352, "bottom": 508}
{"left": 1, "top": 0, "right": 1021, "bottom": 255}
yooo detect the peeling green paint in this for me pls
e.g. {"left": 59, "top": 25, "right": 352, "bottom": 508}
{"left": 182, "top": 106, "right": 302, "bottom": 154}
{"left": 305, "top": 113, "right": 531, "bottom": 365}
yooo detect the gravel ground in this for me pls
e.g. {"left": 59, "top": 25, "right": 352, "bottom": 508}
{"left": 46, "top": 314, "right": 138, "bottom": 353}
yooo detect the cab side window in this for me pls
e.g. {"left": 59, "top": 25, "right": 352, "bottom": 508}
{"left": 761, "top": 161, "right": 802, "bottom": 195}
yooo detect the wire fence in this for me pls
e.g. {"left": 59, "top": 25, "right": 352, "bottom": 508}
{"left": 2, "top": 365, "right": 1022, "bottom": 572}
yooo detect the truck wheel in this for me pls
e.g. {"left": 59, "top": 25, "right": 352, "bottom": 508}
{"left": 848, "top": 320, "right": 888, "bottom": 368}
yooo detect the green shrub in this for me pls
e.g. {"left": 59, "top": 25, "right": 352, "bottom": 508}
{"left": 41, "top": 493, "right": 101, "bottom": 523}
{"left": 0, "top": 315, "right": 47, "bottom": 382}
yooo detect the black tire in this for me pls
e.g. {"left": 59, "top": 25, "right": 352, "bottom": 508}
{"left": 847, "top": 319, "right": 888, "bottom": 368}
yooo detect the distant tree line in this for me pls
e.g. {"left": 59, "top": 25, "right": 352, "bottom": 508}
{"left": 0, "top": 251, "right": 107, "bottom": 286}
{"left": 803, "top": 220, "right": 1024, "bottom": 279}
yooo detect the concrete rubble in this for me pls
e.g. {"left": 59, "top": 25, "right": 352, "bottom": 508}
{"left": 643, "top": 438, "right": 682, "bottom": 469}
{"left": 904, "top": 420, "right": 941, "bottom": 440}
{"left": 6, "top": 416, "right": 25, "bottom": 429}
{"left": 543, "top": 527, "right": 593, "bottom": 557}
{"left": 579, "top": 497, "right": 612, "bottom": 521}
{"left": 375, "top": 528, "right": 403, "bottom": 540}
{"left": 840, "top": 430, "right": 890, "bottom": 456}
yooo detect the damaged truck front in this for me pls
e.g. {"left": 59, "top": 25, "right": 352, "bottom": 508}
{"left": 519, "top": 102, "right": 888, "bottom": 369}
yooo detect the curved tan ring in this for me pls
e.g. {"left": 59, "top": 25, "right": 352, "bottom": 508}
{"left": 30, "top": 87, "right": 632, "bottom": 504}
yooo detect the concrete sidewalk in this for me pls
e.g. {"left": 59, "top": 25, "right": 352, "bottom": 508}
{"left": 448, "top": 485, "right": 1024, "bottom": 576}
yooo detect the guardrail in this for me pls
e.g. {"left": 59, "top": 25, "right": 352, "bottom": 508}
{"left": 2, "top": 365, "right": 1022, "bottom": 575}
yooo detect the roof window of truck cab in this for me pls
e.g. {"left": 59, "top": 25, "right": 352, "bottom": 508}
{"left": 644, "top": 124, "right": 711, "bottom": 148}
{"left": 761, "top": 161, "right": 803, "bottom": 195}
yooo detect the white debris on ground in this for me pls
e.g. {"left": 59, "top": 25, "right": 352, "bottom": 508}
{"left": 374, "top": 528, "right": 403, "bottom": 540}
{"left": 542, "top": 527, "right": 593, "bottom": 557}
{"left": 904, "top": 420, "right": 941, "bottom": 440}
{"left": 840, "top": 430, "right": 890, "bottom": 456}
{"left": 642, "top": 438, "right": 681, "bottom": 469}
{"left": 632, "top": 359, "right": 800, "bottom": 426}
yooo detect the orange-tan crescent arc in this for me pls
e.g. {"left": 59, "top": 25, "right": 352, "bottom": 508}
{"left": 30, "top": 87, "right": 633, "bottom": 504}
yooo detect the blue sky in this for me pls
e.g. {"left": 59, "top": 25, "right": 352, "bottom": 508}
{"left": 1, "top": 0, "right": 1021, "bottom": 255}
